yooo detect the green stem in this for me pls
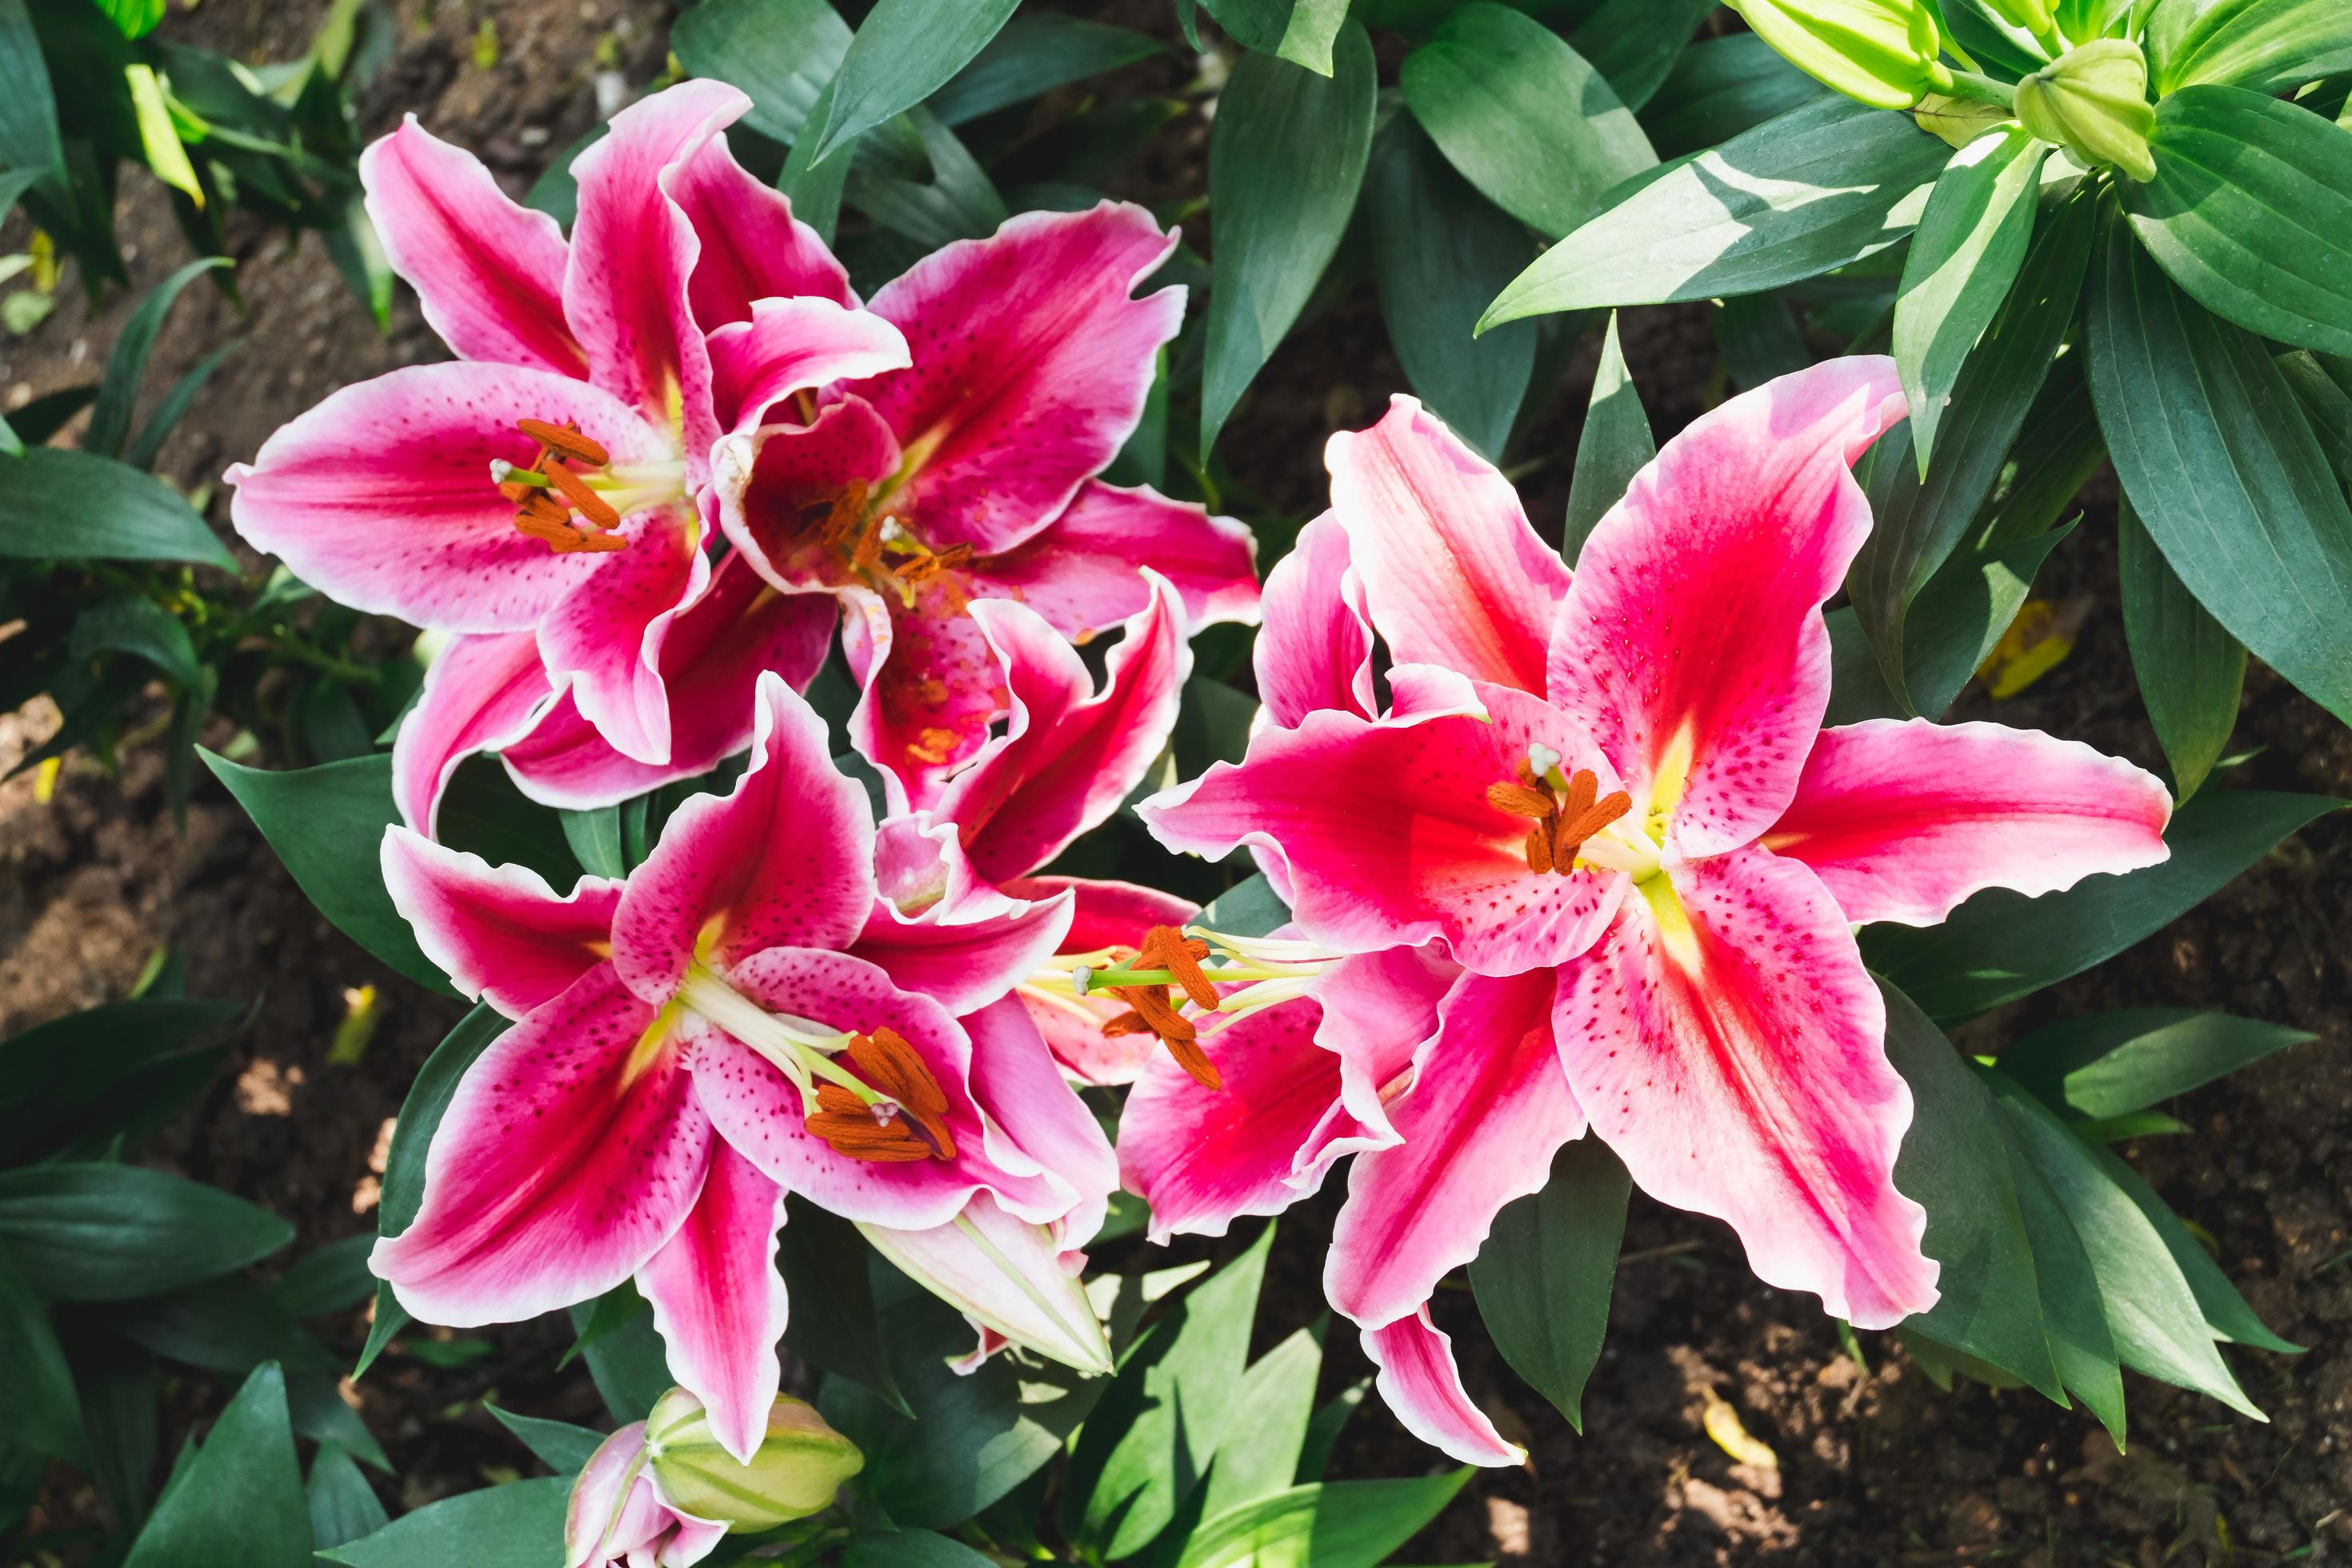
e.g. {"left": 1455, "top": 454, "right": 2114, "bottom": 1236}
{"left": 1942, "top": 70, "right": 2018, "bottom": 109}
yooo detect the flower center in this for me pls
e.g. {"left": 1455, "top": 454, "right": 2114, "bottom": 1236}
{"left": 674, "top": 962, "right": 956, "bottom": 1162}
{"left": 1485, "top": 747, "right": 1642, "bottom": 878}
{"left": 1054, "top": 925, "right": 1341, "bottom": 1091}
{"left": 498, "top": 418, "right": 686, "bottom": 554}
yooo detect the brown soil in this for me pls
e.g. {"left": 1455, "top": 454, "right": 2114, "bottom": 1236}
{"left": 3, "top": 2, "right": 2347, "bottom": 1565}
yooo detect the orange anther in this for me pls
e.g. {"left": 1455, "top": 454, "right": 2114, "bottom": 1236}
{"left": 908, "top": 726, "right": 960, "bottom": 765}
{"left": 1556, "top": 787, "right": 1633, "bottom": 863}
{"left": 518, "top": 418, "right": 608, "bottom": 466}
{"left": 1486, "top": 782, "right": 1556, "bottom": 820}
{"left": 805, "top": 1083, "right": 934, "bottom": 1162}
{"left": 845, "top": 1028, "right": 955, "bottom": 1159}
{"left": 545, "top": 462, "right": 622, "bottom": 530}
{"left": 1138, "top": 926, "right": 1218, "bottom": 1011}
{"left": 1559, "top": 768, "right": 1598, "bottom": 822}
{"left": 1523, "top": 825, "right": 1554, "bottom": 874}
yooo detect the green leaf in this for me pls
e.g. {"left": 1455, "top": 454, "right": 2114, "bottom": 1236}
{"left": 70, "top": 595, "right": 201, "bottom": 689}
{"left": 2278, "top": 347, "right": 2352, "bottom": 484}
{"left": 78, "top": 1346, "right": 159, "bottom": 1527}
{"left": 1202, "top": 872, "right": 1292, "bottom": 938}
{"left": 306, "top": 1442, "right": 388, "bottom": 1552}
{"left": 2123, "top": 86, "right": 2352, "bottom": 358}
{"left": 1199, "top": 1321, "right": 1326, "bottom": 1518}
{"left": 323, "top": 190, "right": 394, "bottom": 332}
{"left": 318, "top": 1475, "right": 569, "bottom": 1568}
{"left": 0, "top": 1241, "right": 85, "bottom": 1465}
{"left": 779, "top": 75, "right": 853, "bottom": 247}
{"left": 2150, "top": 0, "right": 2352, "bottom": 95}
{"left": 1562, "top": 311, "right": 1655, "bottom": 563}
{"left": 94, "top": 0, "right": 165, "bottom": 38}
{"left": 1174, "top": 1472, "right": 1473, "bottom": 1568}
{"left": 1994, "top": 1103, "right": 2126, "bottom": 1441}
{"left": 0, "top": 996, "right": 241, "bottom": 1160}
{"left": 778, "top": 1196, "right": 909, "bottom": 1415}
{"left": 2076, "top": 1140, "right": 2300, "bottom": 1354}
{"left": 358, "top": 1004, "right": 502, "bottom": 1374}
{"left": 126, "top": 339, "right": 239, "bottom": 473}
{"left": 1713, "top": 292, "right": 1810, "bottom": 393}
{"left": 1402, "top": 3, "right": 1654, "bottom": 240}
{"left": 844, "top": 107, "right": 1007, "bottom": 249}
{"left": 0, "top": 1, "right": 67, "bottom": 224}
{"left": 1638, "top": 34, "right": 1826, "bottom": 158}
{"left": 1861, "top": 788, "right": 2343, "bottom": 1020}
{"left": 2118, "top": 496, "right": 2244, "bottom": 801}
{"left": 87, "top": 257, "right": 231, "bottom": 459}
{"left": 486, "top": 1406, "right": 605, "bottom": 1477}
{"left": 670, "top": 0, "right": 849, "bottom": 144}
{"left": 1849, "top": 186, "right": 2094, "bottom": 706}
{"left": 122, "top": 1363, "right": 310, "bottom": 1568}
{"left": 568, "top": 1293, "right": 670, "bottom": 1424}
{"left": 930, "top": 16, "right": 1165, "bottom": 126}
{"left": 200, "top": 750, "right": 458, "bottom": 997}
{"left": 0, "top": 446, "right": 238, "bottom": 569}
{"left": 1201, "top": 22, "right": 1375, "bottom": 454}
{"left": 559, "top": 806, "right": 626, "bottom": 880}
{"left": 1367, "top": 115, "right": 1538, "bottom": 461}
{"left": 839, "top": 1530, "right": 996, "bottom": 1568}
{"left": 1470, "top": 1136, "right": 1629, "bottom": 1431}
{"left": 1998, "top": 1008, "right": 2314, "bottom": 1122}
{"left": 809, "top": 0, "right": 1018, "bottom": 164}
{"left": 2088, "top": 210, "right": 2352, "bottom": 726}
{"left": 1991, "top": 1078, "right": 2262, "bottom": 1418}
{"left": 1293, "top": 1378, "right": 1366, "bottom": 1484}
{"left": 0, "top": 1165, "right": 290, "bottom": 1301}
{"left": 1968, "top": 354, "right": 2106, "bottom": 551}
{"left": 1881, "top": 986, "right": 2064, "bottom": 1402}
{"left": 1900, "top": 516, "right": 2074, "bottom": 718}
{"left": 1198, "top": 0, "right": 1350, "bottom": 74}
{"left": 1483, "top": 96, "right": 1946, "bottom": 326}
{"left": 1068, "top": 1226, "right": 1274, "bottom": 1558}
{"left": 1568, "top": 0, "right": 1715, "bottom": 111}
{"left": 270, "top": 1234, "right": 378, "bottom": 1320}
{"left": 1895, "top": 128, "right": 2044, "bottom": 473}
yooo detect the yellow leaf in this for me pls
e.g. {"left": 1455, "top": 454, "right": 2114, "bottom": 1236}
{"left": 126, "top": 65, "right": 204, "bottom": 209}
{"left": 1700, "top": 1386, "right": 1778, "bottom": 1470}
{"left": 1977, "top": 596, "right": 2086, "bottom": 698}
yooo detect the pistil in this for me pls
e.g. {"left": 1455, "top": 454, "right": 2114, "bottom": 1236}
{"left": 1049, "top": 925, "right": 1344, "bottom": 1091}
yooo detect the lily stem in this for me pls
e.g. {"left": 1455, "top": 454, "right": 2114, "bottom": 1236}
{"left": 1941, "top": 70, "right": 2018, "bottom": 109}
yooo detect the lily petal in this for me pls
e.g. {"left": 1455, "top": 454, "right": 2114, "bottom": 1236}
{"left": 1545, "top": 358, "right": 1905, "bottom": 857}
{"left": 1762, "top": 718, "right": 2174, "bottom": 927}
{"left": 391, "top": 630, "right": 554, "bottom": 836}
{"left": 382, "top": 826, "right": 622, "bottom": 1018}
{"left": 858, "top": 1191, "right": 1113, "bottom": 1375}
{"left": 842, "top": 580, "right": 1009, "bottom": 806}
{"left": 705, "top": 298, "right": 910, "bottom": 437}
{"left": 1326, "top": 969, "right": 1580, "bottom": 1330}
{"left": 1138, "top": 682, "right": 1625, "bottom": 977}
{"left": 1325, "top": 395, "right": 1570, "bottom": 694}
{"left": 961, "top": 997, "right": 1118, "bottom": 1243}
{"left": 612, "top": 673, "right": 875, "bottom": 1004}
{"left": 1000, "top": 877, "right": 1199, "bottom": 1085}
{"left": 667, "top": 128, "right": 855, "bottom": 329}
{"left": 710, "top": 397, "right": 902, "bottom": 592}
{"left": 636, "top": 1142, "right": 790, "bottom": 1464}
{"left": 1554, "top": 846, "right": 1938, "bottom": 1329}
{"left": 1315, "top": 944, "right": 1460, "bottom": 1150}
{"left": 223, "top": 362, "right": 662, "bottom": 633}
{"left": 936, "top": 576, "right": 1188, "bottom": 878}
{"left": 848, "top": 202, "right": 1182, "bottom": 555}
{"left": 371, "top": 964, "right": 710, "bottom": 1327}
{"left": 1362, "top": 1310, "right": 1526, "bottom": 1467}
{"left": 1255, "top": 513, "right": 1376, "bottom": 728}
{"left": 361, "top": 115, "right": 583, "bottom": 377}
{"left": 965, "top": 480, "right": 1259, "bottom": 638}
{"left": 851, "top": 868, "right": 1076, "bottom": 1018}
{"left": 537, "top": 507, "right": 709, "bottom": 767}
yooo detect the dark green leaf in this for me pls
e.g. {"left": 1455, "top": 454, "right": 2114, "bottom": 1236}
{"left": 318, "top": 1475, "right": 569, "bottom": 1568}
{"left": 1368, "top": 116, "right": 1538, "bottom": 461}
{"left": 779, "top": 1197, "right": 908, "bottom": 1415}
{"left": 1969, "top": 354, "right": 2105, "bottom": 551}
{"left": 559, "top": 806, "right": 626, "bottom": 880}
{"left": 486, "top": 1406, "right": 605, "bottom": 1477}
{"left": 524, "top": 126, "right": 602, "bottom": 226}
{"left": 1562, "top": 311, "right": 1655, "bottom": 562}
{"left": 0, "top": 1165, "right": 290, "bottom": 1301}
{"left": 323, "top": 190, "right": 394, "bottom": 331}
{"left": 126, "top": 340, "right": 239, "bottom": 473}
{"left": 1401, "top": 2, "right": 1654, "bottom": 240}
{"left": 839, "top": 1530, "right": 996, "bottom": 1567}
{"left": 778, "top": 74, "right": 853, "bottom": 247}
{"left": 1293, "top": 1378, "right": 1366, "bottom": 1484}
{"left": 1484, "top": 96, "right": 1946, "bottom": 326}
{"left": 0, "top": 0, "right": 67, "bottom": 222}
{"left": 2119, "top": 496, "right": 2244, "bottom": 800}
{"left": 1881, "top": 987, "right": 2063, "bottom": 1402}
{"left": 1638, "top": 34, "right": 1826, "bottom": 158}
{"left": 200, "top": 750, "right": 458, "bottom": 997}
{"left": 2278, "top": 348, "right": 2352, "bottom": 484}
{"left": 845, "top": 108, "right": 1007, "bottom": 249}
{"left": 1999, "top": 1008, "right": 2314, "bottom": 1121}
{"left": 1895, "top": 128, "right": 2043, "bottom": 471}
{"left": 1199, "top": 1321, "right": 1326, "bottom": 1517}
{"left": 810, "top": 0, "right": 1018, "bottom": 163}
{"left": 70, "top": 595, "right": 201, "bottom": 689}
{"left": 930, "top": 16, "right": 1165, "bottom": 126}
{"left": 1201, "top": 23, "right": 1375, "bottom": 454}
{"left": 1568, "top": 0, "right": 1714, "bottom": 111}
{"left": 122, "top": 1363, "right": 309, "bottom": 1568}
{"left": 0, "top": 996, "right": 241, "bottom": 1160}
{"left": 569, "top": 1298, "right": 670, "bottom": 1423}
{"left": 557, "top": 1280, "right": 646, "bottom": 1371}
{"left": 1067, "top": 1226, "right": 1273, "bottom": 1558}
{"left": 270, "top": 1234, "right": 378, "bottom": 1321}
{"left": 1172, "top": 1471, "right": 1472, "bottom": 1568}
{"left": 0, "top": 1241, "right": 85, "bottom": 1464}
{"left": 2, "top": 383, "right": 96, "bottom": 446}
{"left": 1862, "top": 788, "right": 2343, "bottom": 1020}
{"left": 671, "top": 0, "right": 849, "bottom": 144}
{"left": 94, "top": 0, "right": 165, "bottom": 38}
{"left": 2150, "top": 0, "right": 2352, "bottom": 96}
{"left": 1470, "top": 1137, "right": 1629, "bottom": 1431}
{"left": 0, "top": 447, "right": 238, "bottom": 569}
{"left": 1201, "top": 872, "right": 1292, "bottom": 938}
{"left": 1994, "top": 1104, "right": 2126, "bottom": 1441}
{"left": 1198, "top": 0, "right": 1350, "bottom": 74}
{"left": 2124, "top": 86, "right": 2352, "bottom": 357}
{"left": 2087, "top": 211, "right": 2352, "bottom": 725}
{"left": 2077, "top": 1139, "right": 2299, "bottom": 1354}
{"left": 1901, "top": 517, "right": 2074, "bottom": 718}
{"left": 78, "top": 1345, "right": 159, "bottom": 1528}
{"left": 86, "top": 258, "right": 231, "bottom": 459}
{"left": 307, "top": 1442, "right": 388, "bottom": 1552}
{"left": 437, "top": 758, "right": 579, "bottom": 888}
{"left": 1712, "top": 292, "right": 1810, "bottom": 391}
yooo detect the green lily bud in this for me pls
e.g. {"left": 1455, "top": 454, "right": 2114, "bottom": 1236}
{"left": 2014, "top": 39, "right": 2156, "bottom": 181}
{"left": 1722, "top": 0, "right": 1955, "bottom": 110}
{"left": 643, "top": 1389, "right": 863, "bottom": 1532}
{"left": 1978, "top": 0, "right": 2058, "bottom": 44}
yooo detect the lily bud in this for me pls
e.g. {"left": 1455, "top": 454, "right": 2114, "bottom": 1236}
{"left": 860, "top": 1192, "right": 1116, "bottom": 1376}
{"left": 1722, "top": 0, "right": 1955, "bottom": 110}
{"left": 563, "top": 1423, "right": 723, "bottom": 1568}
{"left": 643, "top": 1389, "right": 864, "bottom": 1533}
{"left": 1978, "top": 0, "right": 2057, "bottom": 42}
{"left": 2014, "top": 39, "right": 2156, "bottom": 181}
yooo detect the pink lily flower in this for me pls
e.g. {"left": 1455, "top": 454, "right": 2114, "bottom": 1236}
{"left": 709, "top": 203, "right": 1258, "bottom": 806}
{"left": 858, "top": 573, "right": 1205, "bottom": 1084}
{"left": 226, "top": 81, "right": 906, "bottom": 780}
{"left": 1129, "top": 360, "right": 2174, "bottom": 1464}
{"left": 374, "top": 674, "right": 1114, "bottom": 1462}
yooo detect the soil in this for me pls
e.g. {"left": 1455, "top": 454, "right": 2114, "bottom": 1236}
{"left": 4, "top": 2, "right": 2349, "bottom": 1565}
